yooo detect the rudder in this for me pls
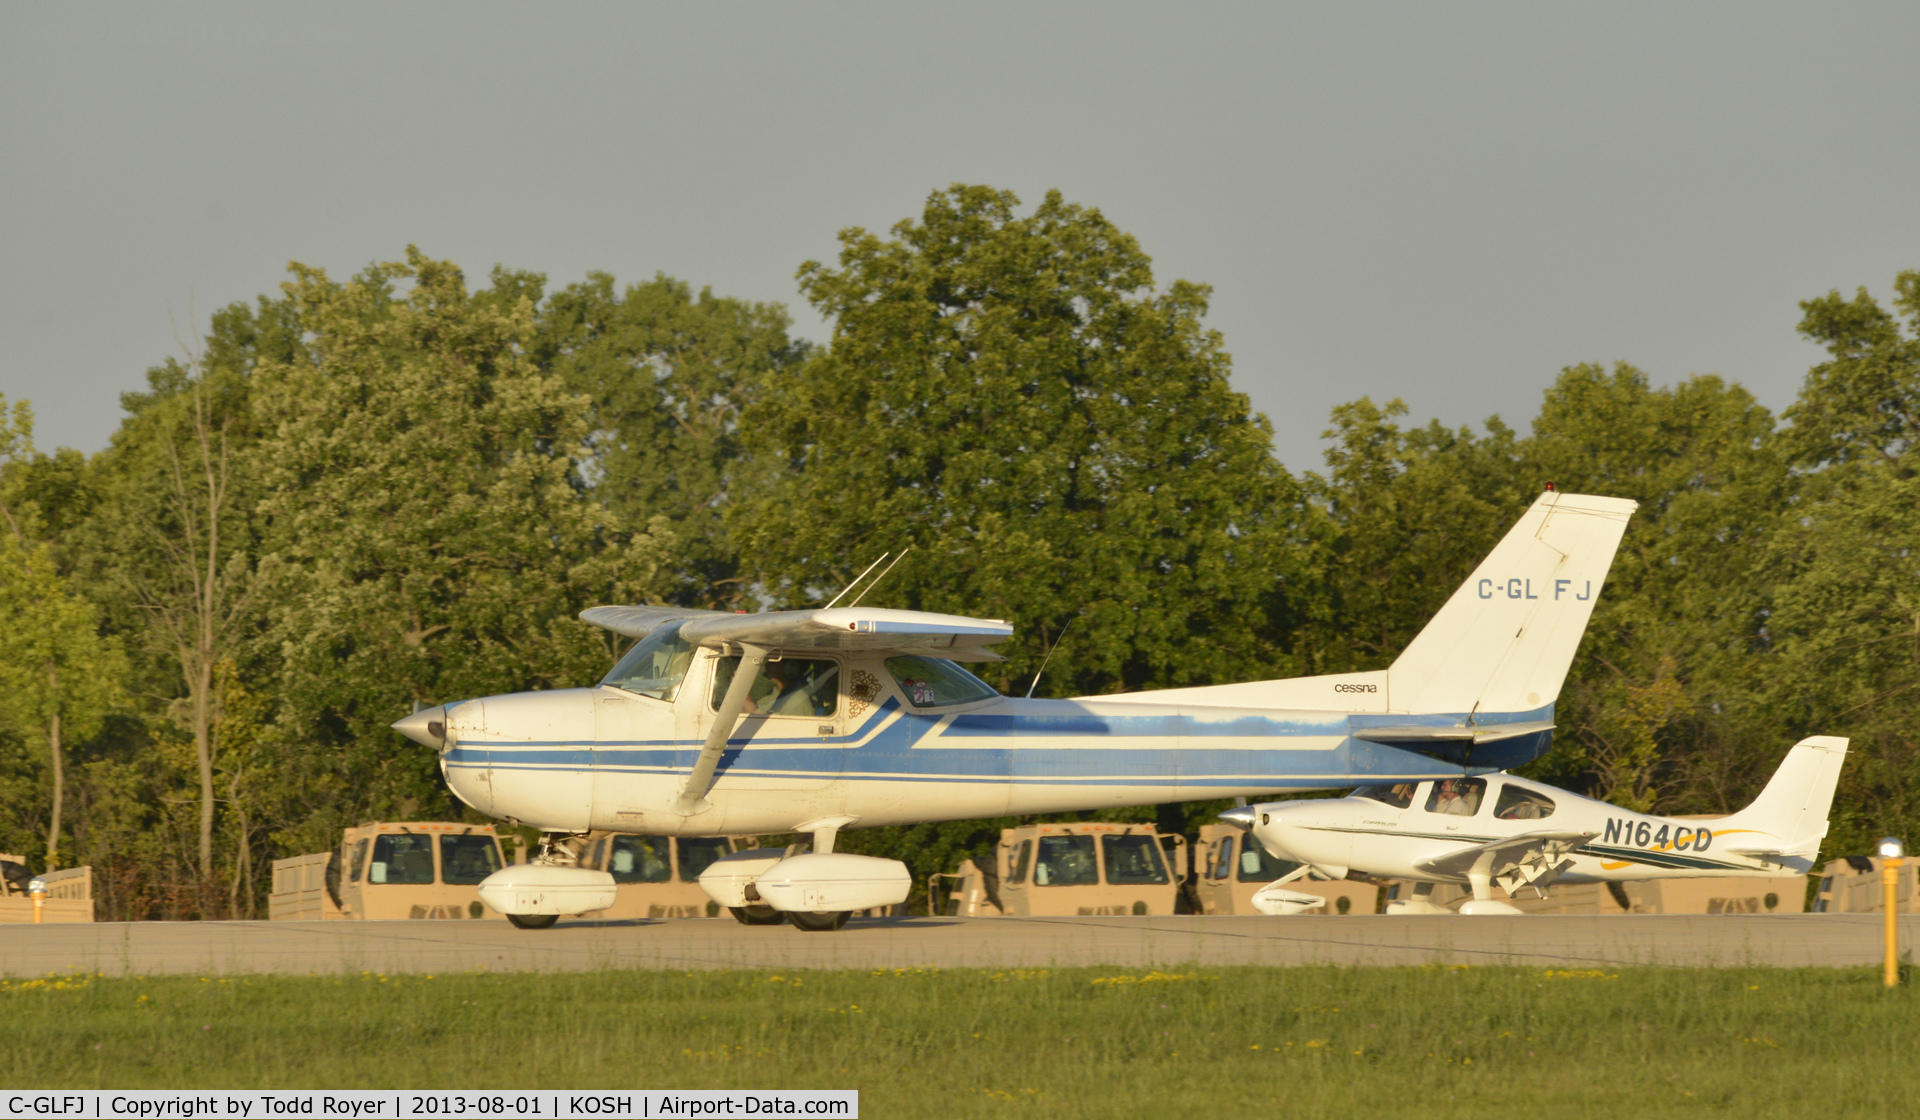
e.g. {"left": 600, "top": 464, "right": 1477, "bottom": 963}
{"left": 1385, "top": 490, "right": 1636, "bottom": 716}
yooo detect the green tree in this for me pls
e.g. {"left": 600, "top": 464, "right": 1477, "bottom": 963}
{"left": 735, "top": 185, "right": 1304, "bottom": 698}
{"left": 531, "top": 271, "right": 808, "bottom": 608}
{"left": 1298, "top": 398, "right": 1530, "bottom": 675}
{"left": 1757, "top": 269, "right": 1920, "bottom": 855}
{"left": 1521, "top": 363, "right": 1784, "bottom": 810}
{"left": 246, "top": 248, "right": 670, "bottom": 837}
{"left": 0, "top": 400, "right": 125, "bottom": 870}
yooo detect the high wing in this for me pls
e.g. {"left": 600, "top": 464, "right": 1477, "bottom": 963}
{"left": 581, "top": 605, "right": 1014, "bottom": 662}
{"left": 578, "top": 605, "right": 732, "bottom": 640}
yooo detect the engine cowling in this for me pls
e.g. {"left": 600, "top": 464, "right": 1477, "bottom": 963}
{"left": 476, "top": 864, "right": 617, "bottom": 916}
{"left": 750, "top": 853, "right": 912, "bottom": 914}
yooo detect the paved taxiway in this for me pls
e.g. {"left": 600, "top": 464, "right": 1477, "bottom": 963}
{"left": 5, "top": 914, "right": 1915, "bottom": 976}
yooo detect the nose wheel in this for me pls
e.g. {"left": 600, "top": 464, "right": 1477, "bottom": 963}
{"left": 505, "top": 913, "right": 559, "bottom": 930}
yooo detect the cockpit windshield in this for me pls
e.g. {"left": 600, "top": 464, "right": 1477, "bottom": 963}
{"left": 600, "top": 623, "right": 696, "bottom": 701}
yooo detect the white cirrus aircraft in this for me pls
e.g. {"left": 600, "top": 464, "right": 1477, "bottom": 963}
{"left": 392, "top": 488, "right": 1636, "bottom": 931}
{"left": 1218, "top": 736, "right": 1848, "bottom": 915}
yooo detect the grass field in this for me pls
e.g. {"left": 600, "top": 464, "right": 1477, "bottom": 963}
{"left": 6, "top": 964, "right": 1911, "bottom": 1118}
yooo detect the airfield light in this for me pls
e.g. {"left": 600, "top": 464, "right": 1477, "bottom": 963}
{"left": 28, "top": 876, "right": 46, "bottom": 924}
{"left": 1880, "top": 838, "right": 1905, "bottom": 988}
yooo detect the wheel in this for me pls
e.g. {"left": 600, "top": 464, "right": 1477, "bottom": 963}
{"left": 505, "top": 913, "right": 559, "bottom": 930}
{"left": 730, "top": 905, "right": 788, "bottom": 926}
{"left": 788, "top": 910, "right": 850, "bottom": 932}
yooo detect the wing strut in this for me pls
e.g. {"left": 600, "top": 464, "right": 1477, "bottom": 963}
{"left": 674, "top": 644, "right": 767, "bottom": 815}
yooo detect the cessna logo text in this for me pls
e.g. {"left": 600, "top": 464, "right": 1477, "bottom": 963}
{"left": 1478, "top": 578, "right": 1592, "bottom": 601}
{"left": 1333, "top": 683, "right": 1378, "bottom": 694}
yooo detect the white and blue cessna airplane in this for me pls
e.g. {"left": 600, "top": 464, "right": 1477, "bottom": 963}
{"left": 393, "top": 489, "right": 1637, "bottom": 929}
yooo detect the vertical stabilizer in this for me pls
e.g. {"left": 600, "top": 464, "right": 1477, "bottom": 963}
{"left": 1721, "top": 737, "right": 1849, "bottom": 858}
{"left": 1386, "top": 491, "right": 1636, "bottom": 716}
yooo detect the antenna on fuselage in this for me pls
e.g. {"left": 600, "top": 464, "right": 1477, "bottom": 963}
{"left": 848, "top": 548, "right": 910, "bottom": 608}
{"left": 822, "top": 553, "right": 889, "bottom": 609}
{"left": 1025, "top": 616, "right": 1078, "bottom": 699}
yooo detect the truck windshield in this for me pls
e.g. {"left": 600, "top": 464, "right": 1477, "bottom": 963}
{"left": 602, "top": 623, "right": 696, "bottom": 701}
{"left": 678, "top": 838, "right": 730, "bottom": 882}
{"left": 1033, "top": 835, "right": 1098, "bottom": 886}
{"left": 608, "top": 836, "right": 672, "bottom": 883}
{"left": 1102, "top": 835, "right": 1169, "bottom": 885}
{"left": 1238, "top": 841, "right": 1302, "bottom": 883}
{"left": 369, "top": 834, "right": 435, "bottom": 885}
{"left": 439, "top": 835, "right": 503, "bottom": 884}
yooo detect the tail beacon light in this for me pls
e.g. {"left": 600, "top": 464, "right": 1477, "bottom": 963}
{"left": 476, "top": 864, "right": 617, "bottom": 916}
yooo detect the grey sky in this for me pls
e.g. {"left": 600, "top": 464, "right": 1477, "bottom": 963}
{"left": 4, "top": 3, "right": 1916, "bottom": 471}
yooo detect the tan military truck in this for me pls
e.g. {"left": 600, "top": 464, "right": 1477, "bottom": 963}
{"left": 572, "top": 834, "right": 745, "bottom": 920}
{"left": 0, "top": 854, "right": 93, "bottom": 923}
{"left": 270, "top": 822, "right": 508, "bottom": 921}
{"left": 1813, "top": 856, "right": 1917, "bottom": 913}
{"left": 931, "top": 822, "right": 1189, "bottom": 917}
{"left": 1192, "top": 824, "right": 1379, "bottom": 915}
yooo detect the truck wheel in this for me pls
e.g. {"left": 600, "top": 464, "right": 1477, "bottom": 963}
{"left": 505, "top": 913, "right": 559, "bottom": 930}
{"left": 729, "top": 905, "right": 787, "bottom": 926}
{"left": 788, "top": 910, "right": 850, "bottom": 932}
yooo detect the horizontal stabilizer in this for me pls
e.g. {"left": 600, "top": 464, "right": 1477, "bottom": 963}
{"left": 1354, "top": 721, "right": 1555, "bottom": 746}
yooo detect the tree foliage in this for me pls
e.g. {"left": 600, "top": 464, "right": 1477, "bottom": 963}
{"left": 735, "top": 185, "right": 1304, "bottom": 697}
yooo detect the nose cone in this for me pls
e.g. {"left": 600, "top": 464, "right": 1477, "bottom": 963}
{"left": 392, "top": 705, "right": 447, "bottom": 748}
{"left": 1217, "top": 805, "right": 1257, "bottom": 829}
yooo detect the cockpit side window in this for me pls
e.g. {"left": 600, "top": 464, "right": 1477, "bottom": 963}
{"left": 885, "top": 656, "right": 998, "bottom": 707}
{"left": 711, "top": 656, "right": 841, "bottom": 718}
{"left": 1425, "top": 778, "right": 1487, "bottom": 817}
{"left": 600, "top": 623, "right": 696, "bottom": 702}
{"left": 1353, "top": 783, "right": 1417, "bottom": 809}
{"left": 1493, "top": 784, "right": 1556, "bottom": 820}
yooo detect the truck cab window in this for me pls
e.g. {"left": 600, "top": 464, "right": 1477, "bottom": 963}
{"left": 1237, "top": 842, "right": 1302, "bottom": 883}
{"left": 606, "top": 836, "right": 673, "bottom": 883}
{"left": 1102, "top": 835, "right": 1170, "bottom": 885}
{"left": 601, "top": 623, "right": 696, "bottom": 701}
{"left": 370, "top": 834, "right": 435, "bottom": 885}
{"left": 1212, "top": 836, "right": 1236, "bottom": 880}
{"left": 439, "top": 835, "right": 503, "bottom": 885}
{"left": 1033, "top": 835, "right": 1098, "bottom": 886}
{"left": 1007, "top": 840, "right": 1033, "bottom": 885}
{"left": 678, "top": 838, "right": 731, "bottom": 882}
